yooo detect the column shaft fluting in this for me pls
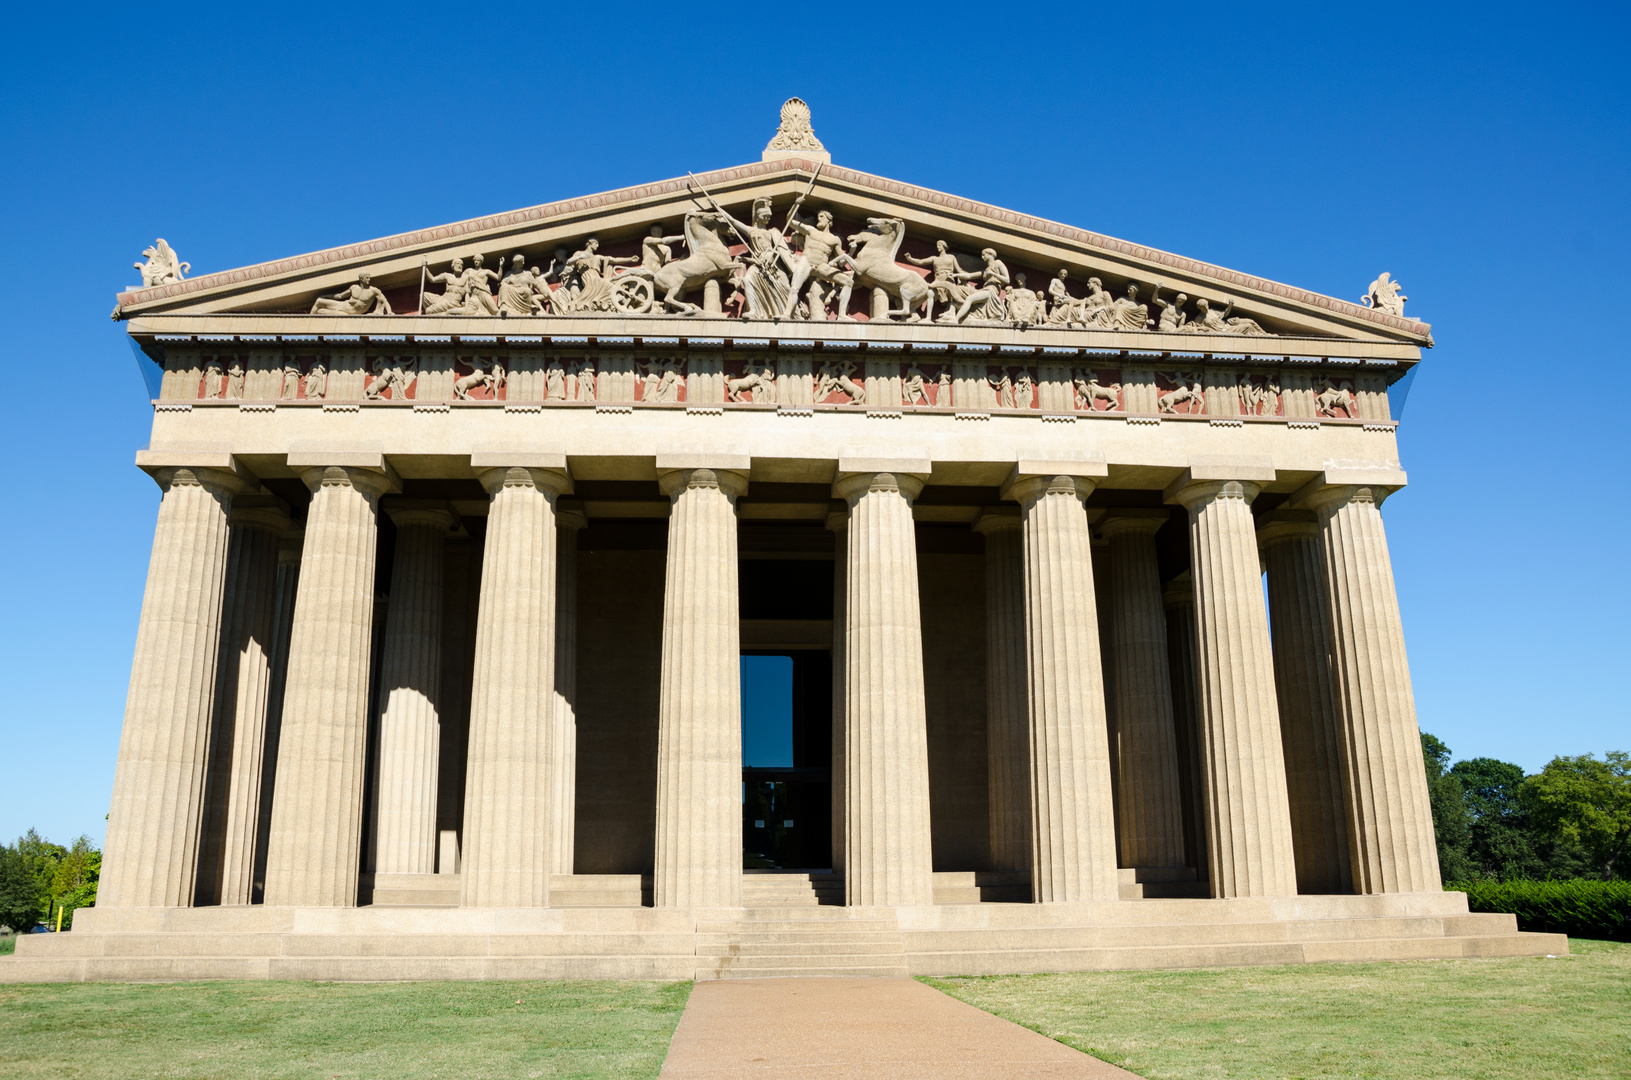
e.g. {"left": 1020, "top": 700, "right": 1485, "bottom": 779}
{"left": 101, "top": 466, "right": 245, "bottom": 909}
{"left": 1103, "top": 514, "right": 1188, "bottom": 869}
{"left": 1162, "top": 577, "right": 1209, "bottom": 880}
{"left": 263, "top": 467, "right": 390, "bottom": 907}
{"left": 461, "top": 467, "right": 565, "bottom": 907}
{"left": 827, "top": 511, "right": 849, "bottom": 879}
{"left": 1008, "top": 475, "right": 1119, "bottom": 903}
{"left": 551, "top": 508, "right": 587, "bottom": 877}
{"left": 200, "top": 503, "right": 288, "bottom": 905}
{"left": 1173, "top": 480, "right": 1298, "bottom": 898}
{"left": 1306, "top": 485, "right": 1441, "bottom": 893}
{"left": 838, "top": 471, "right": 934, "bottom": 907}
{"left": 654, "top": 467, "right": 745, "bottom": 908}
{"left": 974, "top": 510, "right": 1030, "bottom": 874}
{"left": 252, "top": 534, "right": 302, "bottom": 898}
{"left": 1260, "top": 515, "right": 1353, "bottom": 894}
{"left": 373, "top": 508, "right": 452, "bottom": 875}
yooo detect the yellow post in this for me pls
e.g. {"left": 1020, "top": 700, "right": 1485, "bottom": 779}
{"left": 55, "top": 906, "right": 63, "bottom": 932}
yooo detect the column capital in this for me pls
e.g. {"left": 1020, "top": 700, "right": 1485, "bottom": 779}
{"left": 277, "top": 530, "right": 304, "bottom": 565}
{"left": 386, "top": 504, "right": 457, "bottom": 531}
{"left": 1000, "top": 457, "right": 1106, "bottom": 505}
{"left": 658, "top": 465, "right": 749, "bottom": 499}
{"left": 229, "top": 493, "right": 292, "bottom": 534}
{"left": 1255, "top": 508, "right": 1319, "bottom": 548}
{"left": 1165, "top": 477, "right": 1262, "bottom": 509}
{"left": 1294, "top": 475, "right": 1404, "bottom": 513}
{"left": 833, "top": 467, "right": 927, "bottom": 504}
{"left": 556, "top": 500, "right": 589, "bottom": 532}
{"left": 136, "top": 451, "right": 256, "bottom": 499}
{"left": 1161, "top": 572, "right": 1193, "bottom": 611}
{"left": 298, "top": 465, "right": 399, "bottom": 500}
{"left": 971, "top": 506, "right": 1021, "bottom": 534}
{"left": 476, "top": 466, "right": 572, "bottom": 497}
{"left": 825, "top": 508, "right": 849, "bottom": 532}
{"left": 1100, "top": 509, "right": 1170, "bottom": 538}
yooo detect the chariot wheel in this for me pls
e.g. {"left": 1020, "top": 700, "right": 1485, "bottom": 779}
{"left": 612, "top": 276, "right": 655, "bottom": 314}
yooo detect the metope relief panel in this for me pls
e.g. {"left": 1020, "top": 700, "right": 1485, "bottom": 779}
{"left": 725, "top": 357, "right": 777, "bottom": 404}
{"left": 986, "top": 366, "right": 1038, "bottom": 410}
{"left": 814, "top": 359, "right": 866, "bottom": 406}
{"left": 633, "top": 357, "right": 685, "bottom": 404}
{"left": 452, "top": 355, "right": 505, "bottom": 401}
{"left": 364, "top": 355, "right": 417, "bottom": 401}
{"left": 1072, "top": 368, "right": 1123, "bottom": 413}
{"left": 1313, "top": 375, "right": 1358, "bottom": 419}
{"left": 1156, "top": 371, "right": 1206, "bottom": 415}
{"left": 901, "top": 362, "right": 951, "bottom": 407}
{"left": 1235, "top": 372, "right": 1281, "bottom": 417}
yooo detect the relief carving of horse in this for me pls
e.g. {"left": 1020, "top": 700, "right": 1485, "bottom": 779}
{"left": 846, "top": 218, "right": 931, "bottom": 321}
{"left": 652, "top": 211, "right": 743, "bottom": 315}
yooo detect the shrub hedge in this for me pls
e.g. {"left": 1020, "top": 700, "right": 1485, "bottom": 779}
{"left": 1449, "top": 879, "right": 1631, "bottom": 941}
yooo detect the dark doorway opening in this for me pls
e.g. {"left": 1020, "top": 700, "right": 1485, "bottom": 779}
{"left": 741, "top": 650, "right": 832, "bottom": 870}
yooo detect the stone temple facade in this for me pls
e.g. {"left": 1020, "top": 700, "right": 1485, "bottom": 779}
{"left": 4, "top": 105, "right": 1564, "bottom": 981}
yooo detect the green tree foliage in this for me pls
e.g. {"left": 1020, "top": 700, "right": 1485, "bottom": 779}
{"left": 1451, "top": 757, "right": 1545, "bottom": 880}
{"left": 1525, "top": 752, "right": 1631, "bottom": 880}
{"left": 1421, "top": 732, "right": 1474, "bottom": 881}
{"left": 0, "top": 844, "right": 40, "bottom": 933}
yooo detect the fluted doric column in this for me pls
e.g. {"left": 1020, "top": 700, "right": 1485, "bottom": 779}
{"left": 1161, "top": 574, "right": 1208, "bottom": 880}
{"left": 199, "top": 497, "right": 290, "bottom": 905}
{"left": 1303, "top": 482, "right": 1441, "bottom": 893}
{"left": 263, "top": 463, "right": 396, "bottom": 907}
{"left": 101, "top": 460, "right": 250, "bottom": 909}
{"left": 826, "top": 510, "right": 849, "bottom": 878}
{"left": 461, "top": 461, "right": 569, "bottom": 907}
{"left": 372, "top": 506, "right": 454, "bottom": 875}
{"left": 1258, "top": 510, "right": 1353, "bottom": 894}
{"left": 551, "top": 505, "right": 587, "bottom": 876}
{"left": 1102, "top": 512, "right": 1188, "bottom": 870}
{"left": 1002, "top": 470, "right": 1120, "bottom": 903}
{"left": 654, "top": 461, "right": 747, "bottom": 908}
{"left": 1169, "top": 476, "right": 1297, "bottom": 898}
{"left": 974, "top": 508, "right": 1030, "bottom": 875}
{"left": 836, "top": 463, "right": 934, "bottom": 907}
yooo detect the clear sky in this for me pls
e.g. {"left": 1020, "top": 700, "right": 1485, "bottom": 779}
{"left": 1, "top": 4, "right": 1626, "bottom": 847}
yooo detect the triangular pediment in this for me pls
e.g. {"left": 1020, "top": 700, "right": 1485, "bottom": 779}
{"left": 115, "top": 158, "right": 1429, "bottom": 346}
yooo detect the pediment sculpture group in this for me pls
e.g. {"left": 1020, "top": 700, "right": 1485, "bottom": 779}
{"left": 134, "top": 222, "right": 1407, "bottom": 334}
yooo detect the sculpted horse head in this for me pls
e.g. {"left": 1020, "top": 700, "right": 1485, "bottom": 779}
{"left": 846, "top": 217, "right": 929, "bottom": 320}
{"left": 653, "top": 211, "right": 740, "bottom": 314}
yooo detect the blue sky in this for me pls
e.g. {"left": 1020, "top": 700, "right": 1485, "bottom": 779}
{"left": 1, "top": 3, "right": 1625, "bottom": 846}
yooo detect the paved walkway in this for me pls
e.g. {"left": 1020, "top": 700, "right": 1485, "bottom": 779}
{"left": 658, "top": 977, "right": 1143, "bottom": 1079}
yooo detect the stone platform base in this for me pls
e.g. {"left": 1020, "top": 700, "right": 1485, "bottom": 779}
{"left": 0, "top": 889, "right": 1564, "bottom": 983}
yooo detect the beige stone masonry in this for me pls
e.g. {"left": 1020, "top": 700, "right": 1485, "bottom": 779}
{"left": 1002, "top": 467, "right": 1119, "bottom": 903}
{"left": 1258, "top": 510, "right": 1353, "bottom": 895}
{"left": 1168, "top": 474, "right": 1298, "bottom": 898}
{"left": 552, "top": 506, "right": 588, "bottom": 877}
{"left": 654, "top": 460, "right": 748, "bottom": 909}
{"left": 973, "top": 508, "right": 1030, "bottom": 876}
{"left": 1102, "top": 512, "right": 1188, "bottom": 870}
{"left": 461, "top": 462, "right": 570, "bottom": 907}
{"left": 263, "top": 464, "right": 395, "bottom": 907}
{"left": 199, "top": 497, "right": 290, "bottom": 906}
{"left": 836, "top": 461, "right": 935, "bottom": 907}
{"left": 1302, "top": 482, "right": 1441, "bottom": 894}
{"left": 373, "top": 506, "right": 454, "bottom": 876}
{"left": 101, "top": 462, "right": 250, "bottom": 909}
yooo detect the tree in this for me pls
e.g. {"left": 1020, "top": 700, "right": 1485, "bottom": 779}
{"left": 1451, "top": 757, "right": 1545, "bottom": 880}
{"left": 1421, "top": 732, "right": 1473, "bottom": 881}
{"left": 50, "top": 836, "right": 101, "bottom": 929}
{"left": 1525, "top": 752, "right": 1631, "bottom": 880}
{"left": 0, "top": 845, "right": 39, "bottom": 933}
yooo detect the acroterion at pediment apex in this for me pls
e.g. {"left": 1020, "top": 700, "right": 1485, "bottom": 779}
{"left": 763, "top": 97, "right": 830, "bottom": 164}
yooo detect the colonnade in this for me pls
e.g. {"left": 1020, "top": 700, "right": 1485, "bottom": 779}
{"left": 98, "top": 454, "right": 1441, "bottom": 911}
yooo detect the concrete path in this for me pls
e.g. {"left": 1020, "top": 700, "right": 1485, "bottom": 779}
{"left": 658, "top": 977, "right": 1143, "bottom": 1079}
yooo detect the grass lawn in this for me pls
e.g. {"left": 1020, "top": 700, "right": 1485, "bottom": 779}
{"left": 925, "top": 939, "right": 1631, "bottom": 1080}
{"left": 0, "top": 979, "right": 691, "bottom": 1080}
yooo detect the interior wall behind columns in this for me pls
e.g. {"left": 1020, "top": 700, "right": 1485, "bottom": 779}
{"left": 575, "top": 544, "right": 665, "bottom": 875}
{"left": 918, "top": 533, "right": 988, "bottom": 872}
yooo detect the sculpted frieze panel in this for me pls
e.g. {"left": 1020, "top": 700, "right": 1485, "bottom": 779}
{"left": 1073, "top": 368, "right": 1123, "bottom": 413}
{"left": 1156, "top": 371, "right": 1206, "bottom": 415}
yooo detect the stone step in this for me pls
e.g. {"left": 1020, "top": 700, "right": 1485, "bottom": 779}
{"left": 710, "top": 964, "right": 911, "bottom": 980}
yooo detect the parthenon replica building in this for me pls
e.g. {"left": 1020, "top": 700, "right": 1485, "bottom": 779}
{"left": 5, "top": 102, "right": 1563, "bottom": 981}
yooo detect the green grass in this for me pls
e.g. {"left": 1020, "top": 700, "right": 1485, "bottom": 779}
{"left": 924, "top": 940, "right": 1631, "bottom": 1080}
{"left": 0, "top": 934, "right": 14, "bottom": 957}
{"left": 0, "top": 979, "right": 691, "bottom": 1080}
